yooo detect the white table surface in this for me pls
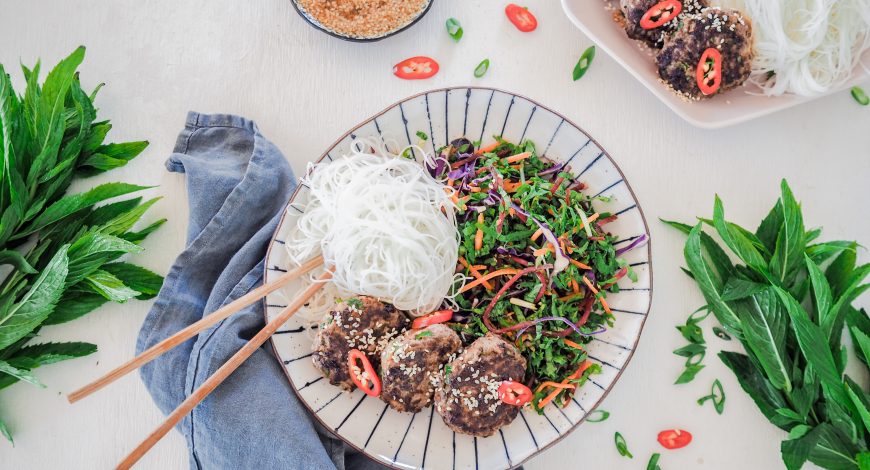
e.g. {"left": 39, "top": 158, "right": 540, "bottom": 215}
{"left": 1, "top": 1, "right": 868, "bottom": 469}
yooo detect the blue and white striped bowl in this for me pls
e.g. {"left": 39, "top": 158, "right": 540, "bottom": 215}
{"left": 264, "top": 87, "right": 653, "bottom": 470}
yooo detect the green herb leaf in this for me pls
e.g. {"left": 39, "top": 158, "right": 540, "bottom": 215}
{"left": 446, "top": 18, "right": 463, "bottom": 41}
{"left": 684, "top": 224, "right": 743, "bottom": 340}
{"left": 15, "top": 182, "right": 151, "bottom": 238}
{"left": 719, "top": 351, "right": 792, "bottom": 430}
{"left": 0, "top": 416, "right": 12, "bottom": 444}
{"left": 769, "top": 180, "right": 805, "bottom": 284}
{"left": 0, "top": 360, "right": 44, "bottom": 388}
{"left": 712, "top": 196, "right": 768, "bottom": 276}
{"left": 346, "top": 298, "right": 363, "bottom": 310}
{"left": 416, "top": 131, "right": 428, "bottom": 141}
{"left": 586, "top": 409, "right": 610, "bottom": 422}
{"left": 102, "top": 263, "right": 163, "bottom": 300}
{"left": 0, "top": 249, "right": 36, "bottom": 274}
{"left": 0, "top": 248, "right": 68, "bottom": 350}
{"left": 415, "top": 330, "right": 433, "bottom": 339}
{"left": 646, "top": 453, "right": 661, "bottom": 470}
{"left": 81, "top": 269, "right": 140, "bottom": 303}
{"left": 852, "top": 86, "right": 869, "bottom": 106}
{"left": 772, "top": 286, "right": 850, "bottom": 407}
{"left": 573, "top": 46, "right": 595, "bottom": 81}
{"left": 614, "top": 431, "right": 633, "bottom": 458}
{"left": 9, "top": 341, "right": 97, "bottom": 366}
{"left": 474, "top": 59, "right": 490, "bottom": 78}
{"left": 43, "top": 291, "right": 108, "bottom": 325}
{"left": 805, "top": 255, "right": 833, "bottom": 322}
{"left": 733, "top": 288, "right": 791, "bottom": 392}
{"left": 712, "top": 326, "right": 731, "bottom": 340}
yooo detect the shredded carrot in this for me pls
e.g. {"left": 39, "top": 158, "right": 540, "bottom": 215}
{"left": 537, "top": 387, "right": 563, "bottom": 408}
{"left": 510, "top": 164, "right": 523, "bottom": 171}
{"left": 558, "top": 292, "right": 584, "bottom": 302}
{"left": 570, "top": 259, "right": 592, "bottom": 270}
{"left": 459, "top": 257, "right": 493, "bottom": 291}
{"left": 599, "top": 296, "right": 612, "bottom": 315}
{"left": 505, "top": 151, "right": 531, "bottom": 163}
{"left": 468, "top": 186, "right": 482, "bottom": 193}
{"left": 474, "top": 213, "right": 484, "bottom": 251}
{"left": 578, "top": 212, "right": 600, "bottom": 229}
{"left": 531, "top": 228, "right": 543, "bottom": 242}
{"left": 564, "top": 339, "right": 584, "bottom": 350}
{"left": 471, "top": 264, "right": 487, "bottom": 270}
{"left": 478, "top": 141, "right": 500, "bottom": 153}
{"left": 581, "top": 276, "right": 599, "bottom": 294}
{"left": 536, "top": 381, "right": 576, "bottom": 393}
{"left": 571, "top": 279, "right": 580, "bottom": 293}
{"left": 533, "top": 244, "right": 553, "bottom": 257}
{"left": 458, "top": 268, "right": 520, "bottom": 293}
{"left": 447, "top": 178, "right": 454, "bottom": 187}
{"left": 582, "top": 276, "right": 612, "bottom": 314}
{"left": 508, "top": 208, "right": 517, "bottom": 217}
{"left": 570, "top": 360, "right": 592, "bottom": 379}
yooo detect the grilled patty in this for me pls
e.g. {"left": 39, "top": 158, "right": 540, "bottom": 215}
{"left": 656, "top": 8, "right": 753, "bottom": 99}
{"left": 616, "top": 0, "right": 708, "bottom": 48}
{"left": 434, "top": 334, "right": 526, "bottom": 437}
{"left": 380, "top": 324, "right": 462, "bottom": 413}
{"left": 311, "top": 296, "right": 408, "bottom": 391}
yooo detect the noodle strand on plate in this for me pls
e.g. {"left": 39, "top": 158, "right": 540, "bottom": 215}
{"left": 285, "top": 137, "right": 461, "bottom": 317}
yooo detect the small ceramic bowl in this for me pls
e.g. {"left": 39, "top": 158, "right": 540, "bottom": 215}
{"left": 290, "top": 0, "right": 434, "bottom": 42}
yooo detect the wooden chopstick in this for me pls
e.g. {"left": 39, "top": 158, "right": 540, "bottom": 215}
{"left": 116, "top": 269, "right": 333, "bottom": 470}
{"left": 67, "top": 255, "right": 324, "bottom": 404}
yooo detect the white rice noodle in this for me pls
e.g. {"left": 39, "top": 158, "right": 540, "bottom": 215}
{"left": 285, "top": 137, "right": 461, "bottom": 318}
{"left": 719, "top": 0, "right": 870, "bottom": 96}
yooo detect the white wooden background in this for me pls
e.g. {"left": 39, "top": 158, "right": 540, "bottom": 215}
{"left": 1, "top": 0, "right": 869, "bottom": 469}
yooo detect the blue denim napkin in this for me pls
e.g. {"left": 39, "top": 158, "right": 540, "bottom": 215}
{"left": 136, "top": 112, "right": 385, "bottom": 470}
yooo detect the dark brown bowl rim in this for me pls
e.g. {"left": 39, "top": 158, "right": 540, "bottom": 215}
{"left": 289, "top": 0, "right": 435, "bottom": 43}
{"left": 264, "top": 86, "right": 654, "bottom": 470}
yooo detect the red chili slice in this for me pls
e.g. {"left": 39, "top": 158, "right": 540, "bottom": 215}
{"left": 639, "top": 0, "right": 683, "bottom": 29}
{"left": 696, "top": 48, "right": 722, "bottom": 96}
{"left": 657, "top": 429, "right": 693, "bottom": 449}
{"left": 393, "top": 56, "right": 439, "bottom": 80}
{"left": 411, "top": 309, "right": 453, "bottom": 329}
{"left": 347, "top": 349, "right": 381, "bottom": 397}
{"left": 498, "top": 380, "right": 533, "bottom": 406}
{"left": 505, "top": 4, "right": 538, "bottom": 32}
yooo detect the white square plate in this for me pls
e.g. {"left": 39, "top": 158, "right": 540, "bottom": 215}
{"left": 561, "top": 0, "right": 870, "bottom": 129}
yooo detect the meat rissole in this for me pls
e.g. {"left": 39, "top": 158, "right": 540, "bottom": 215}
{"left": 311, "top": 296, "right": 408, "bottom": 391}
{"left": 380, "top": 324, "right": 462, "bottom": 413}
{"left": 434, "top": 334, "right": 527, "bottom": 437}
{"left": 656, "top": 8, "right": 753, "bottom": 99}
{"left": 616, "top": 0, "right": 708, "bottom": 48}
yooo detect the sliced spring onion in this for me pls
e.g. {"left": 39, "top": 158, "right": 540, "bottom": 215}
{"left": 416, "top": 130, "right": 429, "bottom": 141}
{"left": 474, "top": 59, "right": 490, "bottom": 78}
{"left": 509, "top": 297, "right": 537, "bottom": 310}
{"left": 852, "top": 86, "right": 869, "bottom": 106}
{"left": 712, "top": 326, "right": 731, "bottom": 341}
{"left": 446, "top": 18, "right": 463, "bottom": 41}
{"left": 572, "top": 46, "right": 596, "bottom": 81}
{"left": 614, "top": 432, "right": 633, "bottom": 458}
{"left": 577, "top": 209, "right": 593, "bottom": 238}
{"left": 647, "top": 453, "right": 661, "bottom": 470}
{"left": 697, "top": 378, "right": 726, "bottom": 414}
{"left": 586, "top": 409, "right": 610, "bottom": 422}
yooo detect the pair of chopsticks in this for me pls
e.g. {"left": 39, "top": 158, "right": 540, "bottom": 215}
{"left": 68, "top": 255, "right": 328, "bottom": 469}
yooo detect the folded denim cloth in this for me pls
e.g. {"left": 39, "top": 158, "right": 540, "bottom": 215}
{"left": 136, "top": 112, "right": 386, "bottom": 470}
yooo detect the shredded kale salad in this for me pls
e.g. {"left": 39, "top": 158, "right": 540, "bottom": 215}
{"left": 425, "top": 136, "right": 645, "bottom": 411}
